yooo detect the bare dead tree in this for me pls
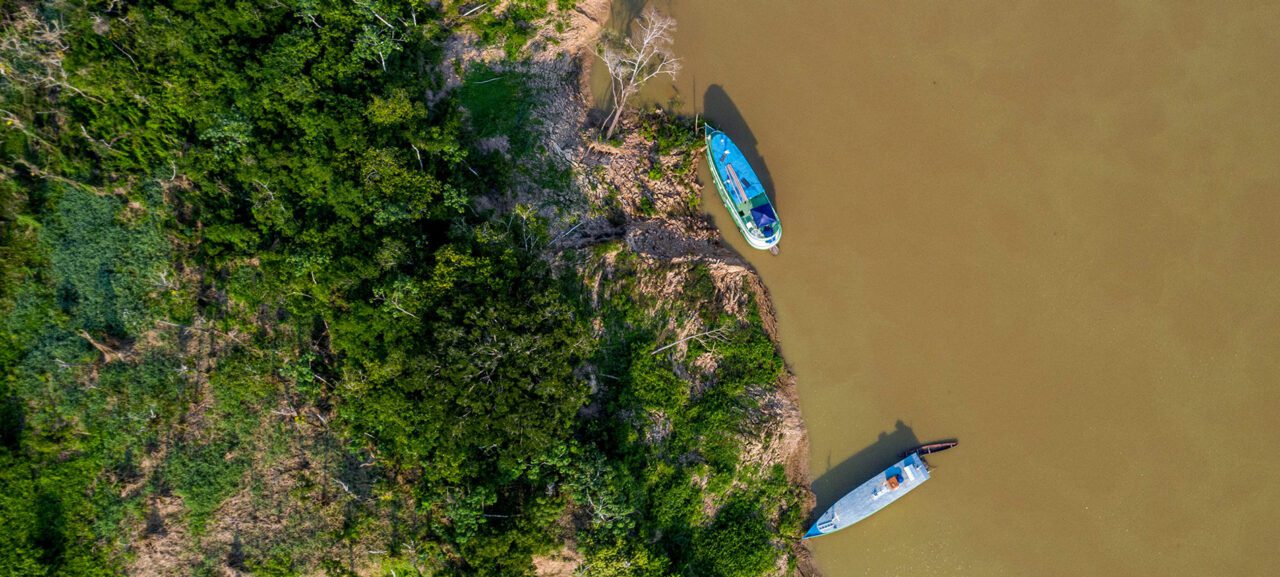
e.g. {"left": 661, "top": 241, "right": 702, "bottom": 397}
{"left": 597, "top": 7, "right": 681, "bottom": 140}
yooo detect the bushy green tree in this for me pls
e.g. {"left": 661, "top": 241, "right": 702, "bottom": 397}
{"left": 690, "top": 498, "right": 779, "bottom": 577}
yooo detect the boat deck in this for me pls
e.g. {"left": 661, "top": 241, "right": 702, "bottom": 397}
{"left": 806, "top": 453, "right": 931, "bottom": 538}
{"left": 705, "top": 126, "right": 781, "bottom": 250}
{"left": 707, "top": 132, "right": 768, "bottom": 212}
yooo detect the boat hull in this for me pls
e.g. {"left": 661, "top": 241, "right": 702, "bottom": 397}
{"left": 904, "top": 441, "right": 958, "bottom": 457}
{"left": 804, "top": 453, "right": 931, "bottom": 539}
{"left": 704, "top": 125, "right": 781, "bottom": 250}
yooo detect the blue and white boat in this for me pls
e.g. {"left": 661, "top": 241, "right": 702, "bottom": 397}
{"left": 704, "top": 124, "right": 781, "bottom": 251}
{"left": 804, "top": 452, "right": 931, "bottom": 539}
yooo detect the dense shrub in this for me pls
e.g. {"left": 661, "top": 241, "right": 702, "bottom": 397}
{"left": 691, "top": 498, "right": 779, "bottom": 577}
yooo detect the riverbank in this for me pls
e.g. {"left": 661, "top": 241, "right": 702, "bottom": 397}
{"left": 467, "top": 2, "right": 819, "bottom": 574}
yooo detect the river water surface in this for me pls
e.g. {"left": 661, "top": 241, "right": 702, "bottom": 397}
{"left": 598, "top": 1, "right": 1280, "bottom": 575}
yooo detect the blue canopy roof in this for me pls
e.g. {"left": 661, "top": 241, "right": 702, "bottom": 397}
{"left": 750, "top": 204, "right": 777, "bottom": 228}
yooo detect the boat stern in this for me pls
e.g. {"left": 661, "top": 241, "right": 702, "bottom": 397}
{"left": 744, "top": 215, "right": 781, "bottom": 250}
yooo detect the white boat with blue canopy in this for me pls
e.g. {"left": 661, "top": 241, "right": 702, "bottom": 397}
{"left": 704, "top": 124, "right": 781, "bottom": 250}
{"left": 804, "top": 452, "right": 931, "bottom": 539}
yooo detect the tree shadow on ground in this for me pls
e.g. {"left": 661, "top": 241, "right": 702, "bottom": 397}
{"left": 809, "top": 420, "right": 921, "bottom": 520}
{"left": 701, "top": 84, "right": 780, "bottom": 211}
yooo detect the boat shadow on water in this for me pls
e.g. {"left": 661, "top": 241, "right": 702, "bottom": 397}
{"left": 809, "top": 420, "right": 922, "bottom": 523}
{"left": 701, "top": 85, "right": 780, "bottom": 213}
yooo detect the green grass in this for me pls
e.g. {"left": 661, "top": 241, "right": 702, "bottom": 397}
{"left": 40, "top": 184, "right": 170, "bottom": 337}
{"left": 161, "top": 439, "right": 250, "bottom": 535}
{"left": 458, "top": 68, "right": 542, "bottom": 160}
{"left": 639, "top": 110, "right": 702, "bottom": 158}
{"left": 0, "top": 181, "right": 192, "bottom": 574}
{"left": 466, "top": 0, "right": 553, "bottom": 58}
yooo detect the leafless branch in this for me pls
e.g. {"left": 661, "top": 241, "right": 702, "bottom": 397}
{"left": 597, "top": 7, "right": 681, "bottom": 139}
{"left": 650, "top": 326, "right": 727, "bottom": 355}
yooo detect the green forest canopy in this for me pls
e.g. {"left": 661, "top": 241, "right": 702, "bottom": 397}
{"left": 0, "top": 1, "right": 803, "bottom": 575}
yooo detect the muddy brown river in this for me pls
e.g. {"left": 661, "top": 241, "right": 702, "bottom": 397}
{"left": 596, "top": 1, "right": 1280, "bottom": 575}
